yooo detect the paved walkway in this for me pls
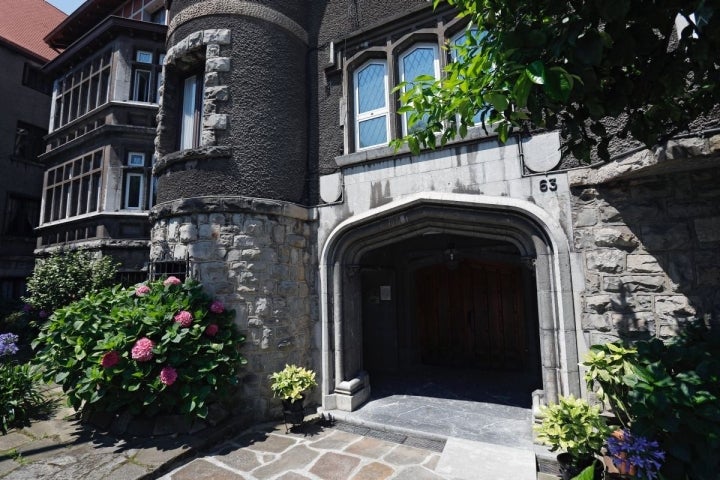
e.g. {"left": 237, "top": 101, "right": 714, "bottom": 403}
{"left": 0, "top": 387, "right": 542, "bottom": 480}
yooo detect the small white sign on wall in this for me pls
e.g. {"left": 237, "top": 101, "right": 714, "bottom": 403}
{"left": 380, "top": 285, "right": 392, "bottom": 301}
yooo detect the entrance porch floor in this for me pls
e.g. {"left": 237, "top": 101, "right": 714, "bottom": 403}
{"left": 327, "top": 367, "right": 536, "bottom": 448}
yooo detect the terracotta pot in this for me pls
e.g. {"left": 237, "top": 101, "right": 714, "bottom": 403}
{"left": 603, "top": 453, "right": 637, "bottom": 477}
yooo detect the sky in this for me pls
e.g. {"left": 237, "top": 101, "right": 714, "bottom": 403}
{"left": 47, "top": 0, "right": 85, "bottom": 15}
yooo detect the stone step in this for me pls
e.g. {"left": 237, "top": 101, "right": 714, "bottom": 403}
{"left": 436, "top": 437, "right": 537, "bottom": 480}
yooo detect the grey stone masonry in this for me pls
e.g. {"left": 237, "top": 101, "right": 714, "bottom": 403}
{"left": 150, "top": 197, "right": 318, "bottom": 423}
{"left": 156, "top": 29, "right": 231, "bottom": 157}
{"left": 572, "top": 166, "right": 720, "bottom": 343}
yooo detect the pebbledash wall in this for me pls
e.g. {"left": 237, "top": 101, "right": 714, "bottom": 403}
{"left": 152, "top": 0, "right": 720, "bottom": 423}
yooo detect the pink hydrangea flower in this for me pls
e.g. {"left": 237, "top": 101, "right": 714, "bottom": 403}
{"left": 209, "top": 300, "right": 224, "bottom": 314}
{"left": 163, "top": 276, "right": 182, "bottom": 286}
{"left": 131, "top": 337, "right": 155, "bottom": 362}
{"left": 101, "top": 350, "right": 120, "bottom": 368}
{"left": 159, "top": 366, "right": 177, "bottom": 386}
{"left": 205, "top": 324, "right": 219, "bottom": 337}
{"left": 135, "top": 285, "right": 151, "bottom": 297}
{"left": 174, "top": 310, "right": 193, "bottom": 327}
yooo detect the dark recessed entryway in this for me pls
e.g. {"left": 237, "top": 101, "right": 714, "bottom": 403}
{"left": 360, "top": 233, "right": 542, "bottom": 405}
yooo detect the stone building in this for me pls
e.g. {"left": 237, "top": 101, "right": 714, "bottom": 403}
{"left": 36, "top": 0, "right": 167, "bottom": 283}
{"left": 152, "top": 0, "right": 720, "bottom": 428}
{"left": 0, "top": 0, "right": 65, "bottom": 304}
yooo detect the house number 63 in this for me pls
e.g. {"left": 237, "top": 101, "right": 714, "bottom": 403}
{"left": 539, "top": 178, "right": 557, "bottom": 192}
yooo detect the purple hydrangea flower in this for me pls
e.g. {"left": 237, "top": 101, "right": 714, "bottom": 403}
{"left": 0, "top": 332, "right": 19, "bottom": 357}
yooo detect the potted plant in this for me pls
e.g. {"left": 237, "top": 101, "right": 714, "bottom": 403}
{"left": 603, "top": 428, "right": 665, "bottom": 479}
{"left": 534, "top": 395, "right": 611, "bottom": 480}
{"left": 269, "top": 364, "right": 317, "bottom": 425}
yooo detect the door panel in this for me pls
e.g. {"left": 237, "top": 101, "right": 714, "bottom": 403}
{"left": 415, "top": 259, "right": 525, "bottom": 370}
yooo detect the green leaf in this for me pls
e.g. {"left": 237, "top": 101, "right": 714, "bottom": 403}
{"left": 525, "top": 60, "right": 546, "bottom": 84}
{"left": 486, "top": 93, "right": 509, "bottom": 112}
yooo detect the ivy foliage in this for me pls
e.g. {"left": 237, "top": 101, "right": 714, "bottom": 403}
{"left": 394, "top": 0, "right": 720, "bottom": 162}
{"left": 32, "top": 278, "right": 247, "bottom": 419}
{"left": 24, "top": 250, "right": 118, "bottom": 313}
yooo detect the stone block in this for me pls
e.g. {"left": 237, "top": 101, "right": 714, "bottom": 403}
{"left": 585, "top": 250, "right": 625, "bottom": 273}
{"left": 640, "top": 224, "right": 691, "bottom": 250}
{"left": 695, "top": 217, "right": 720, "bottom": 243}
{"left": 186, "top": 31, "right": 204, "bottom": 50}
{"left": 655, "top": 295, "right": 696, "bottom": 317}
{"left": 204, "top": 113, "right": 228, "bottom": 129}
{"left": 626, "top": 254, "right": 663, "bottom": 274}
{"left": 609, "top": 294, "right": 653, "bottom": 312}
{"left": 242, "top": 248, "right": 262, "bottom": 260}
{"left": 203, "top": 29, "right": 231, "bottom": 45}
{"left": 611, "top": 312, "right": 654, "bottom": 334}
{"left": 581, "top": 313, "right": 610, "bottom": 332}
{"left": 584, "top": 295, "right": 611, "bottom": 313}
{"left": 574, "top": 208, "right": 597, "bottom": 227}
{"left": 599, "top": 204, "right": 623, "bottom": 223}
{"left": 205, "top": 43, "right": 220, "bottom": 58}
{"left": 206, "top": 57, "right": 231, "bottom": 72}
{"left": 603, "top": 275, "right": 664, "bottom": 293}
{"left": 287, "top": 234, "right": 307, "bottom": 248}
{"left": 179, "top": 224, "right": 198, "bottom": 243}
{"left": 593, "top": 227, "right": 639, "bottom": 250}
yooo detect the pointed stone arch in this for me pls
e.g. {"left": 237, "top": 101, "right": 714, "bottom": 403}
{"left": 319, "top": 192, "right": 581, "bottom": 411}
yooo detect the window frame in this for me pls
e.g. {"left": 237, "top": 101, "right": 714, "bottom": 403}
{"left": 123, "top": 172, "right": 145, "bottom": 210}
{"left": 128, "top": 152, "right": 145, "bottom": 167}
{"left": 179, "top": 72, "right": 204, "bottom": 150}
{"left": 353, "top": 59, "right": 391, "bottom": 152}
{"left": 398, "top": 43, "right": 441, "bottom": 136}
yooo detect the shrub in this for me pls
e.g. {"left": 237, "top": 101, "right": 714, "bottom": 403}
{"left": 32, "top": 277, "right": 247, "bottom": 419}
{"left": 534, "top": 395, "right": 611, "bottom": 465}
{"left": 584, "top": 322, "right": 720, "bottom": 480}
{"left": 24, "top": 250, "right": 118, "bottom": 313}
{"left": 1, "top": 333, "right": 44, "bottom": 433}
{"left": 269, "top": 364, "right": 317, "bottom": 403}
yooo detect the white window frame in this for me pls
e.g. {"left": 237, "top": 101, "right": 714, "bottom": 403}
{"left": 132, "top": 68, "right": 152, "bottom": 102}
{"left": 136, "top": 50, "right": 153, "bottom": 64}
{"left": 353, "top": 59, "right": 390, "bottom": 151}
{"left": 180, "top": 74, "right": 203, "bottom": 150}
{"left": 399, "top": 43, "right": 441, "bottom": 136}
{"left": 124, "top": 173, "right": 145, "bottom": 210}
{"left": 128, "top": 152, "right": 145, "bottom": 166}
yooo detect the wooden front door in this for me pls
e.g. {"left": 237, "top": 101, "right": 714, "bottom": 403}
{"left": 415, "top": 259, "right": 526, "bottom": 370}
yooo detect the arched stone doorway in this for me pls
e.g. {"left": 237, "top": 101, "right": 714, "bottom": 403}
{"left": 320, "top": 193, "right": 581, "bottom": 413}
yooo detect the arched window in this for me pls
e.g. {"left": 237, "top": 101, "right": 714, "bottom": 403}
{"left": 399, "top": 44, "right": 440, "bottom": 135}
{"left": 451, "top": 28, "right": 489, "bottom": 125}
{"left": 354, "top": 60, "right": 389, "bottom": 150}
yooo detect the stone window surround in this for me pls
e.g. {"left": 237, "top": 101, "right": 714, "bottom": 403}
{"left": 319, "top": 192, "right": 583, "bottom": 413}
{"left": 157, "top": 28, "right": 231, "bottom": 166}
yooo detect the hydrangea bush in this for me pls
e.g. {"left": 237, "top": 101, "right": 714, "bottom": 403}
{"left": 32, "top": 277, "right": 246, "bottom": 419}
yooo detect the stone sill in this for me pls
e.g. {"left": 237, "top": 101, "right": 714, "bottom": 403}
{"left": 335, "top": 126, "right": 498, "bottom": 169}
{"left": 154, "top": 146, "right": 233, "bottom": 175}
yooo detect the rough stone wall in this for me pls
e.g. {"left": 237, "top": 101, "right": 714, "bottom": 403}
{"left": 150, "top": 197, "right": 317, "bottom": 422}
{"left": 573, "top": 167, "right": 720, "bottom": 345}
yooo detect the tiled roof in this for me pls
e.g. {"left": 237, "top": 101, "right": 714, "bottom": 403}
{"left": 0, "top": 0, "right": 67, "bottom": 62}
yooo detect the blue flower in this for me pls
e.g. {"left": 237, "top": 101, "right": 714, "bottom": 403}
{"left": 607, "top": 429, "right": 665, "bottom": 480}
